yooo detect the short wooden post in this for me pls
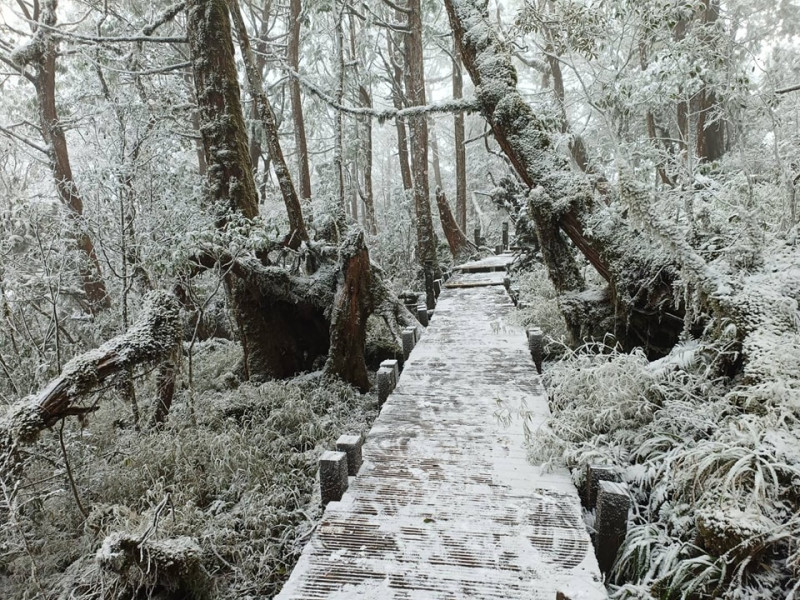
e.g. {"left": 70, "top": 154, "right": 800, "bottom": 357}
{"left": 502, "top": 221, "right": 509, "bottom": 249}
{"left": 417, "top": 304, "right": 429, "bottom": 327}
{"left": 376, "top": 366, "right": 394, "bottom": 406}
{"left": 503, "top": 275, "right": 511, "bottom": 291}
{"left": 319, "top": 450, "right": 349, "bottom": 506}
{"left": 433, "top": 279, "right": 442, "bottom": 298}
{"left": 595, "top": 481, "right": 630, "bottom": 575}
{"left": 336, "top": 434, "right": 364, "bottom": 476}
{"left": 585, "top": 464, "right": 620, "bottom": 509}
{"left": 380, "top": 359, "right": 400, "bottom": 385}
{"left": 473, "top": 225, "right": 481, "bottom": 246}
{"left": 527, "top": 327, "right": 543, "bottom": 374}
{"left": 401, "top": 328, "right": 416, "bottom": 360}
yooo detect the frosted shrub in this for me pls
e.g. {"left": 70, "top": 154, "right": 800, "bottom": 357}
{"left": 538, "top": 338, "right": 800, "bottom": 599}
{"left": 0, "top": 349, "right": 377, "bottom": 599}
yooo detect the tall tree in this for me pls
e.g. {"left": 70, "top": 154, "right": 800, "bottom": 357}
{"left": 405, "top": 0, "right": 440, "bottom": 309}
{"left": 452, "top": 44, "right": 468, "bottom": 231}
{"left": 12, "top": 0, "right": 109, "bottom": 313}
{"left": 287, "top": 0, "right": 313, "bottom": 200}
{"left": 387, "top": 27, "right": 413, "bottom": 192}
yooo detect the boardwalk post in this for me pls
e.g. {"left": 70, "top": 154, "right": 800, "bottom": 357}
{"left": 319, "top": 450, "right": 349, "bottom": 506}
{"left": 336, "top": 434, "right": 364, "bottom": 476}
{"left": 376, "top": 366, "right": 394, "bottom": 406}
{"left": 502, "top": 221, "right": 509, "bottom": 249}
{"left": 503, "top": 275, "right": 511, "bottom": 291}
{"left": 595, "top": 481, "right": 631, "bottom": 575}
{"left": 402, "top": 327, "right": 416, "bottom": 360}
{"left": 585, "top": 464, "right": 620, "bottom": 509}
{"left": 417, "top": 304, "right": 429, "bottom": 327}
{"left": 380, "top": 359, "right": 400, "bottom": 384}
{"left": 433, "top": 278, "right": 442, "bottom": 297}
{"left": 526, "top": 327, "right": 544, "bottom": 374}
{"left": 473, "top": 225, "right": 481, "bottom": 246}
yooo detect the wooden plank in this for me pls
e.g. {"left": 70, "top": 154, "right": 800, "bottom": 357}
{"left": 455, "top": 253, "right": 516, "bottom": 273}
{"left": 275, "top": 285, "right": 606, "bottom": 600}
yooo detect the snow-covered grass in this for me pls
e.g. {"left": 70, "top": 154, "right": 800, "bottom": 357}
{"left": 534, "top": 331, "right": 800, "bottom": 599}
{"left": 0, "top": 340, "right": 378, "bottom": 599}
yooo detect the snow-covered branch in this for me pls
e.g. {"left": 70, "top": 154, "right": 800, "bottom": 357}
{"left": 287, "top": 68, "right": 477, "bottom": 122}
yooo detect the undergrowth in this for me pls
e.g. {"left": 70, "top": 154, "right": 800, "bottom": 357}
{"left": 0, "top": 340, "right": 377, "bottom": 599}
{"left": 533, "top": 336, "right": 800, "bottom": 600}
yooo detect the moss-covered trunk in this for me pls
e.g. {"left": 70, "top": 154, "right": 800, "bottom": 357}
{"left": 444, "top": 0, "right": 685, "bottom": 355}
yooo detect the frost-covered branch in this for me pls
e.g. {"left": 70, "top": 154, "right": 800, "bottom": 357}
{"left": 287, "top": 68, "right": 477, "bottom": 122}
{"left": 0, "top": 123, "right": 48, "bottom": 154}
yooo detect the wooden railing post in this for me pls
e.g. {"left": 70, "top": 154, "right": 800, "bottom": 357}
{"left": 319, "top": 450, "right": 349, "bottom": 506}
{"left": 595, "top": 481, "right": 630, "bottom": 575}
{"left": 336, "top": 434, "right": 364, "bottom": 476}
{"left": 526, "top": 327, "right": 544, "bottom": 374}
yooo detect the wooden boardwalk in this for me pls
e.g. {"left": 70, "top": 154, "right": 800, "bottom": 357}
{"left": 276, "top": 255, "right": 606, "bottom": 600}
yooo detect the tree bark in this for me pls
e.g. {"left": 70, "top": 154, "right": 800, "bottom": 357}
{"left": 453, "top": 44, "right": 468, "bottom": 232}
{"left": 287, "top": 0, "right": 312, "bottom": 200}
{"left": 323, "top": 231, "right": 372, "bottom": 392}
{"left": 229, "top": 0, "right": 309, "bottom": 247}
{"left": 405, "top": 0, "right": 441, "bottom": 309}
{"left": 187, "top": 0, "right": 260, "bottom": 221}
{"left": 359, "top": 85, "right": 378, "bottom": 235}
{"left": 435, "top": 187, "right": 476, "bottom": 261}
{"left": 20, "top": 0, "right": 110, "bottom": 313}
{"left": 694, "top": 0, "right": 725, "bottom": 162}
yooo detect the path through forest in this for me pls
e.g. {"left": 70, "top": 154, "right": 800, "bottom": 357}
{"left": 276, "top": 255, "right": 606, "bottom": 599}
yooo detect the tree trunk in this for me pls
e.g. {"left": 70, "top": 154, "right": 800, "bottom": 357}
{"left": 323, "top": 231, "right": 372, "bottom": 392}
{"left": 453, "top": 44, "right": 468, "bottom": 232}
{"left": 187, "top": 0, "right": 260, "bottom": 221}
{"left": 388, "top": 31, "right": 413, "bottom": 192}
{"left": 359, "top": 85, "right": 378, "bottom": 235}
{"left": 435, "top": 187, "right": 476, "bottom": 261}
{"left": 332, "top": 6, "right": 347, "bottom": 236}
{"left": 405, "top": 0, "right": 441, "bottom": 309}
{"left": 694, "top": 0, "right": 725, "bottom": 162}
{"left": 229, "top": 0, "right": 309, "bottom": 247}
{"left": 287, "top": 0, "right": 312, "bottom": 200}
{"left": 429, "top": 117, "right": 444, "bottom": 190}
{"left": 23, "top": 0, "right": 109, "bottom": 313}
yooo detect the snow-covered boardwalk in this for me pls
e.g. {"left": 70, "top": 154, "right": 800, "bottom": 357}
{"left": 276, "top": 255, "right": 606, "bottom": 600}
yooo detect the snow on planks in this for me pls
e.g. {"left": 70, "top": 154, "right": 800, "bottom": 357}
{"left": 275, "top": 256, "right": 606, "bottom": 600}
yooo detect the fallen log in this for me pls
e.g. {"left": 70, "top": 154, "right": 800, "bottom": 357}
{"left": 1, "top": 291, "right": 181, "bottom": 473}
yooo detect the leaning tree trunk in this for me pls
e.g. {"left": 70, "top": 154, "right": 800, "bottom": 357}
{"left": 435, "top": 187, "right": 476, "bottom": 261}
{"left": 1, "top": 291, "right": 181, "bottom": 477}
{"left": 229, "top": 0, "right": 309, "bottom": 247}
{"left": 405, "top": 0, "right": 441, "bottom": 310}
{"left": 445, "top": 0, "right": 685, "bottom": 356}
